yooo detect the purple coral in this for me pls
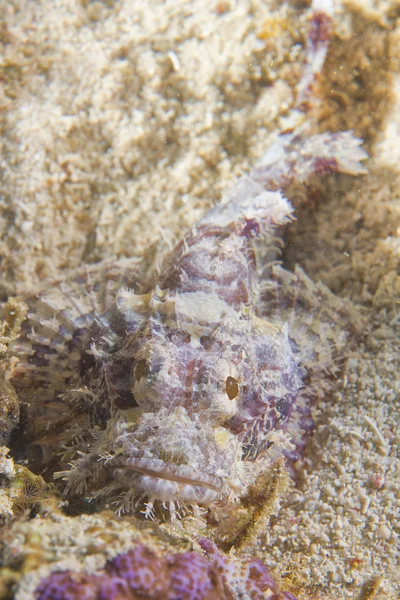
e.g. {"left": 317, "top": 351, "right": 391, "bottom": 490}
{"left": 35, "top": 538, "right": 298, "bottom": 600}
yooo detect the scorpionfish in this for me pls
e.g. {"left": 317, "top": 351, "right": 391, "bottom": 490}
{"left": 3, "top": 1, "right": 367, "bottom": 521}
{"left": 6, "top": 132, "right": 367, "bottom": 520}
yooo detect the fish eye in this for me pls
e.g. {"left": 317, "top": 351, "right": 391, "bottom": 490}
{"left": 225, "top": 376, "right": 239, "bottom": 400}
{"left": 134, "top": 359, "right": 148, "bottom": 381}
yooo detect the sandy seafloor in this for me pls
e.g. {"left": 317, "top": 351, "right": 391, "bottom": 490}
{"left": 0, "top": 0, "right": 399, "bottom": 599}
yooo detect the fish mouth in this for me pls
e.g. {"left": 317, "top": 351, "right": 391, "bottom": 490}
{"left": 110, "top": 457, "right": 224, "bottom": 503}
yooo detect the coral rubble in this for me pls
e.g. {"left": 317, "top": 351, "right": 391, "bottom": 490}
{"left": 35, "top": 538, "right": 297, "bottom": 600}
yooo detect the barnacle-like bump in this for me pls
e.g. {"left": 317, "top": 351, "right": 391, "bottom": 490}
{"left": 134, "top": 359, "right": 148, "bottom": 381}
{"left": 225, "top": 376, "right": 239, "bottom": 400}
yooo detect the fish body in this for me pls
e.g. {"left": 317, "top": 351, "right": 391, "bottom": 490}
{"left": 6, "top": 131, "right": 366, "bottom": 520}
{"left": 2, "top": 0, "right": 368, "bottom": 520}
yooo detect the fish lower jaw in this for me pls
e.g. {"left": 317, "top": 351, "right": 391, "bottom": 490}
{"left": 111, "top": 457, "right": 225, "bottom": 516}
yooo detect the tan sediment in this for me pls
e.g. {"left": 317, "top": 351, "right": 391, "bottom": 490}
{"left": 0, "top": 1, "right": 398, "bottom": 599}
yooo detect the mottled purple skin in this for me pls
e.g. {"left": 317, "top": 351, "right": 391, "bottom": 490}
{"left": 10, "top": 131, "right": 367, "bottom": 521}
{"left": 3, "top": 0, "right": 367, "bottom": 520}
{"left": 56, "top": 130, "right": 366, "bottom": 517}
{"left": 35, "top": 539, "right": 298, "bottom": 600}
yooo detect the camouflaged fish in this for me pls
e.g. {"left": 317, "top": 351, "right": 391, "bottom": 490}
{"left": 5, "top": 131, "right": 367, "bottom": 520}
{"left": 3, "top": 1, "right": 367, "bottom": 520}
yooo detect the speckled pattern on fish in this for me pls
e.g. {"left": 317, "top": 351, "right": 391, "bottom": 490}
{"left": 3, "top": 0, "right": 367, "bottom": 522}
{"left": 6, "top": 130, "right": 367, "bottom": 521}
